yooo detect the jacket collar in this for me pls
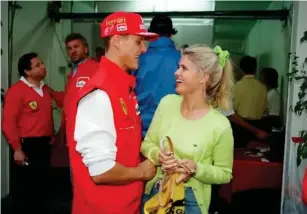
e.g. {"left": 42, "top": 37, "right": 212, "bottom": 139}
{"left": 148, "top": 37, "right": 176, "bottom": 49}
{"left": 20, "top": 76, "right": 44, "bottom": 89}
{"left": 68, "top": 58, "right": 95, "bottom": 79}
{"left": 72, "top": 58, "right": 88, "bottom": 70}
{"left": 100, "top": 57, "right": 136, "bottom": 94}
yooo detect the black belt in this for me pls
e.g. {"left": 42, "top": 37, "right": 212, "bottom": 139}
{"left": 21, "top": 136, "right": 52, "bottom": 144}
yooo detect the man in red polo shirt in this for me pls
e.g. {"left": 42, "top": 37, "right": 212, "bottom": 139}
{"left": 2, "top": 52, "right": 57, "bottom": 213}
{"left": 66, "top": 12, "right": 159, "bottom": 214}
{"left": 50, "top": 33, "right": 99, "bottom": 146}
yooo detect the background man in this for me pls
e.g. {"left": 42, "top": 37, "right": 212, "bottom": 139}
{"left": 2, "top": 52, "right": 59, "bottom": 213}
{"left": 133, "top": 15, "right": 181, "bottom": 138}
{"left": 50, "top": 33, "right": 99, "bottom": 146}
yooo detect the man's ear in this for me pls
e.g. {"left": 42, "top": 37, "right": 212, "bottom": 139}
{"left": 110, "top": 35, "right": 127, "bottom": 50}
{"left": 84, "top": 47, "right": 89, "bottom": 56}
{"left": 110, "top": 35, "right": 120, "bottom": 50}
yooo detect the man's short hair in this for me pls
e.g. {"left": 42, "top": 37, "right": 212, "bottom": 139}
{"left": 95, "top": 46, "right": 104, "bottom": 53}
{"left": 148, "top": 15, "right": 177, "bottom": 37}
{"left": 180, "top": 44, "right": 189, "bottom": 50}
{"left": 261, "top": 67, "right": 279, "bottom": 89}
{"left": 103, "top": 37, "right": 111, "bottom": 52}
{"left": 240, "top": 56, "right": 257, "bottom": 74}
{"left": 103, "top": 35, "right": 129, "bottom": 52}
{"left": 18, "top": 52, "right": 38, "bottom": 77}
{"left": 64, "top": 33, "right": 88, "bottom": 47}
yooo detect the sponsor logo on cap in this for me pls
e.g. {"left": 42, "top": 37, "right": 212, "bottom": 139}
{"left": 104, "top": 25, "right": 114, "bottom": 36}
{"left": 106, "top": 17, "right": 126, "bottom": 26}
{"left": 117, "top": 23, "right": 127, "bottom": 32}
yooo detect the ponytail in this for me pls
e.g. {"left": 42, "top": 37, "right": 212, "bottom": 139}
{"left": 213, "top": 59, "right": 234, "bottom": 110}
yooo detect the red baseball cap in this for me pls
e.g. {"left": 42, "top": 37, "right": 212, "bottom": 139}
{"left": 100, "top": 12, "right": 159, "bottom": 40}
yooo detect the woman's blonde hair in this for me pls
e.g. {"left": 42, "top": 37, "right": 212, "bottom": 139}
{"left": 182, "top": 44, "right": 234, "bottom": 110}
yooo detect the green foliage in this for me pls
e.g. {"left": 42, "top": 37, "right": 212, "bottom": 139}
{"left": 287, "top": 31, "right": 307, "bottom": 167}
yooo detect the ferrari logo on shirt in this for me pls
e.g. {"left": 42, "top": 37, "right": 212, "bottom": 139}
{"left": 119, "top": 98, "right": 128, "bottom": 115}
{"left": 29, "top": 101, "right": 38, "bottom": 110}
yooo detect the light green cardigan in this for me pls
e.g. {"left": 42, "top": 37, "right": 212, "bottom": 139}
{"left": 141, "top": 95, "right": 234, "bottom": 214}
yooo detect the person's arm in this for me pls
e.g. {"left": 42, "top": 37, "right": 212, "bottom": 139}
{"left": 232, "top": 84, "right": 239, "bottom": 113}
{"left": 194, "top": 126, "right": 234, "bottom": 184}
{"left": 53, "top": 113, "right": 66, "bottom": 148}
{"left": 140, "top": 101, "right": 164, "bottom": 165}
{"left": 223, "top": 96, "right": 269, "bottom": 139}
{"left": 47, "top": 86, "right": 65, "bottom": 109}
{"left": 1, "top": 87, "right": 22, "bottom": 151}
{"left": 229, "top": 114, "right": 267, "bottom": 136}
{"left": 74, "top": 89, "right": 145, "bottom": 185}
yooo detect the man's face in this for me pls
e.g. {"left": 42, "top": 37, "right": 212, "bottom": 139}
{"left": 117, "top": 35, "right": 146, "bottom": 71}
{"left": 66, "top": 39, "right": 88, "bottom": 64}
{"left": 25, "top": 57, "right": 46, "bottom": 80}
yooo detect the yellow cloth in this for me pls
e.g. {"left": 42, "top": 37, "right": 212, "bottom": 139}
{"left": 144, "top": 173, "right": 185, "bottom": 214}
{"left": 233, "top": 75, "right": 268, "bottom": 119}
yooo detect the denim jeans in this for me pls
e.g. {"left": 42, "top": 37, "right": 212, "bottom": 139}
{"left": 141, "top": 183, "right": 202, "bottom": 214}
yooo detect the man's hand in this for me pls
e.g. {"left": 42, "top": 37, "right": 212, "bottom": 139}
{"left": 137, "top": 159, "right": 157, "bottom": 181}
{"left": 48, "top": 86, "right": 55, "bottom": 94}
{"left": 256, "top": 129, "right": 270, "bottom": 140}
{"left": 14, "top": 149, "right": 26, "bottom": 165}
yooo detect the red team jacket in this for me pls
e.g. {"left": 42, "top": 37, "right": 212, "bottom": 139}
{"left": 50, "top": 58, "right": 99, "bottom": 128}
{"left": 2, "top": 81, "right": 54, "bottom": 150}
{"left": 66, "top": 57, "right": 143, "bottom": 214}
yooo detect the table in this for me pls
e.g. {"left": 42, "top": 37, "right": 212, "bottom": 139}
{"left": 219, "top": 147, "right": 283, "bottom": 203}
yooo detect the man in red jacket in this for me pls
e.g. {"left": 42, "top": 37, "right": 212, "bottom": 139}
{"left": 66, "top": 12, "right": 159, "bottom": 214}
{"left": 2, "top": 52, "right": 58, "bottom": 213}
{"left": 50, "top": 33, "right": 99, "bottom": 146}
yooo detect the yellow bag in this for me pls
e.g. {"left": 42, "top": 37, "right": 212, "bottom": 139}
{"left": 144, "top": 137, "right": 185, "bottom": 214}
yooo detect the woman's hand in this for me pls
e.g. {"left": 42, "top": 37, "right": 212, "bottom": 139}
{"left": 174, "top": 159, "right": 197, "bottom": 184}
{"left": 158, "top": 150, "right": 178, "bottom": 173}
{"left": 178, "top": 159, "right": 197, "bottom": 173}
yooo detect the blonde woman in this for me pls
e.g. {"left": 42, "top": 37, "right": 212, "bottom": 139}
{"left": 141, "top": 45, "right": 234, "bottom": 214}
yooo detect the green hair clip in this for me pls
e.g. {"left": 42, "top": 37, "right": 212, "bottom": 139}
{"left": 213, "top": 46, "right": 230, "bottom": 68}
